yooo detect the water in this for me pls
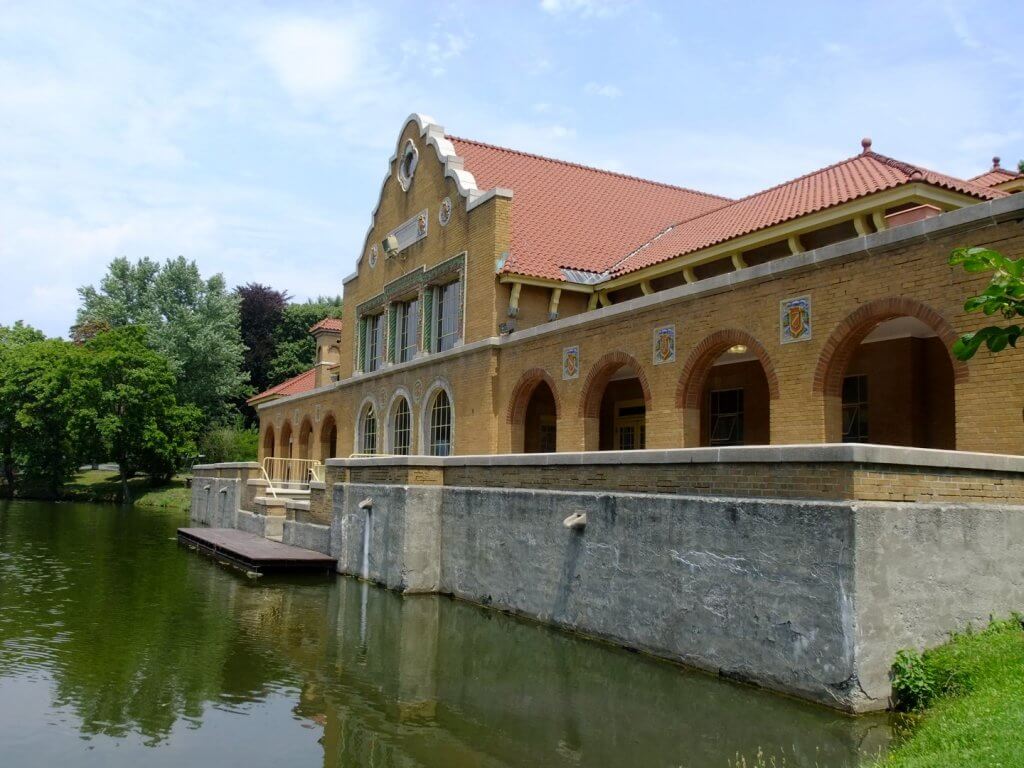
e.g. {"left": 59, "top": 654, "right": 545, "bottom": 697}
{"left": 0, "top": 500, "right": 895, "bottom": 766}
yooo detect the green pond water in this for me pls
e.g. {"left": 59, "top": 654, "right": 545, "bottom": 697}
{"left": 0, "top": 500, "right": 896, "bottom": 766}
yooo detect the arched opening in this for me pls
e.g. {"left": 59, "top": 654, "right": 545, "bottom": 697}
{"left": 358, "top": 402, "right": 378, "bottom": 455}
{"left": 297, "top": 418, "right": 314, "bottom": 460}
{"left": 427, "top": 389, "right": 453, "bottom": 456}
{"left": 677, "top": 330, "right": 778, "bottom": 447}
{"left": 263, "top": 425, "right": 275, "bottom": 459}
{"left": 507, "top": 369, "right": 560, "bottom": 453}
{"left": 319, "top": 415, "right": 338, "bottom": 460}
{"left": 828, "top": 316, "right": 956, "bottom": 448}
{"left": 523, "top": 382, "right": 557, "bottom": 453}
{"left": 699, "top": 347, "right": 771, "bottom": 446}
{"left": 279, "top": 421, "right": 293, "bottom": 459}
{"left": 391, "top": 396, "right": 412, "bottom": 455}
{"left": 579, "top": 352, "right": 651, "bottom": 451}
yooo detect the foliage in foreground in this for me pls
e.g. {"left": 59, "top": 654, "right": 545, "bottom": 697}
{"left": 949, "top": 247, "right": 1024, "bottom": 359}
{"left": 877, "top": 617, "right": 1024, "bottom": 767}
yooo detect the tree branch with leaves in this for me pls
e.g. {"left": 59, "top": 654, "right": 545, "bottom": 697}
{"left": 949, "top": 246, "right": 1024, "bottom": 360}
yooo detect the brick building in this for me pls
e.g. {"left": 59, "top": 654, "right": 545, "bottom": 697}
{"left": 251, "top": 114, "right": 1024, "bottom": 462}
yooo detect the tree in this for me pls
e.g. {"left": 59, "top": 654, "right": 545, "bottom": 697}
{"left": 236, "top": 283, "right": 289, "bottom": 396}
{"left": 0, "top": 336, "right": 85, "bottom": 498}
{"left": 1018, "top": 159, "right": 1023, "bottom": 175}
{"left": 75, "top": 257, "right": 250, "bottom": 424}
{"left": 949, "top": 247, "right": 1024, "bottom": 359}
{"left": 268, "top": 297, "right": 343, "bottom": 384}
{"left": 78, "top": 327, "right": 201, "bottom": 502}
{"left": 0, "top": 323, "right": 54, "bottom": 495}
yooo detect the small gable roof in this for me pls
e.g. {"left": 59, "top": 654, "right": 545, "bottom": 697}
{"left": 309, "top": 317, "right": 343, "bottom": 334}
{"left": 247, "top": 368, "right": 316, "bottom": 406}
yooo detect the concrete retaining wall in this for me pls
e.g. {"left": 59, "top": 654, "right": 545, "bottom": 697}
{"left": 188, "top": 477, "right": 240, "bottom": 528}
{"left": 329, "top": 482, "right": 1024, "bottom": 712}
{"left": 283, "top": 519, "right": 331, "bottom": 555}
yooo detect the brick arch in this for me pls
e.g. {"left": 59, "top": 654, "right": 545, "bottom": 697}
{"left": 262, "top": 424, "right": 276, "bottom": 459}
{"left": 506, "top": 368, "right": 561, "bottom": 425}
{"left": 319, "top": 412, "right": 339, "bottom": 460}
{"left": 578, "top": 351, "right": 652, "bottom": 419}
{"left": 278, "top": 420, "right": 294, "bottom": 458}
{"left": 813, "top": 297, "right": 967, "bottom": 397}
{"left": 675, "top": 329, "right": 780, "bottom": 410}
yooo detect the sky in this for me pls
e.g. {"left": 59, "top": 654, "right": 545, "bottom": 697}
{"left": 2, "top": 0, "right": 1022, "bottom": 338}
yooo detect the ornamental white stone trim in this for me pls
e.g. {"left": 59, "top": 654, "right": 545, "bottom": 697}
{"left": 347, "top": 114, "right": 512, "bottom": 284}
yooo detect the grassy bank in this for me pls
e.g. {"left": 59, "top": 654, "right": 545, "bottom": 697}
{"left": 875, "top": 617, "right": 1024, "bottom": 767}
{"left": 48, "top": 469, "right": 191, "bottom": 511}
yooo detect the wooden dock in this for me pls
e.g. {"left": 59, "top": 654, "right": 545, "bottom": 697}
{"left": 177, "top": 527, "right": 336, "bottom": 573}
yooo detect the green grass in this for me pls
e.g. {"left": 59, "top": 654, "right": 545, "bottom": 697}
{"left": 874, "top": 617, "right": 1024, "bottom": 767}
{"left": 57, "top": 469, "right": 192, "bottom": 511}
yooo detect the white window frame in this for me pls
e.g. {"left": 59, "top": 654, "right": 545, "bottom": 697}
{"left": 419, "top": 380, "right": 454, "bottom": 456}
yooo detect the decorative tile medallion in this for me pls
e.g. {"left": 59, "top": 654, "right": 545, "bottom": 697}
{"left": 562, "top": 345, "right": 580, "bottom": 380}
{"left": 652, "top": 324, "right": 676, "bottom": 365}
{"left": 438, "top": 196, "right": 452, "bottom": 226}
{"left": 417, "top": 211, "right": 428, "bottom": 237}
{"left": 780, "top": 295, "right": 812, "bottom": 344}
{"left": 368, "top": 244, "right": 378, "bottom": 269}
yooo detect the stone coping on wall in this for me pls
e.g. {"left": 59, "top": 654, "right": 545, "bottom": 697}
{"left": 326, "top": 444, "right": 1024, "bottom": 474}
{"left": 193, "top": 462, "right": 261, "bottom": 470}
{"left": 262, "top": 194, "right": 1024, "bottom": 411}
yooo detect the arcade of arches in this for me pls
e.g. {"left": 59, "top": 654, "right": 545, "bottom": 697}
{"left": 509, "top": 308, "right": 959, "bottom": 454}
{"left": 262, "top": 304, "right": 963, "bottom": 460}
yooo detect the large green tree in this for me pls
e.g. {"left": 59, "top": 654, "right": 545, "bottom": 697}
{"left": 0, "top": 331, "right": 85, "bottom": 498}
{"left": 75, "top": 257, "right": 250, "bottom": 424}
{"left": 77, "top": 327, "right": 201, "bottom": 502}
{"left": 268, "top": 297, "right": 343, "bottom": 384}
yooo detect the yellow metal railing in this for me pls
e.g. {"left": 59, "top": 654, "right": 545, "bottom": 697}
{"left": 260, "top": 457, "right": 323, "bottom": 497}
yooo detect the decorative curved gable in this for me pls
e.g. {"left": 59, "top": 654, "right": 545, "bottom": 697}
{"left": 347, "top": 114, "right": 496, "bottom": 283}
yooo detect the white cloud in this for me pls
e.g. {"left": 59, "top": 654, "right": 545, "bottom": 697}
{"left": 584, "top": 81, "right": 621, "bottom": 98}
{"left": 539, "top": 0, "right": 633, "bottom": 18}
{"left": 253, "top": 16, "right": 368, "bottom": 99}
{"left": 401, "top": 31, "right": 468, "bottom": 77}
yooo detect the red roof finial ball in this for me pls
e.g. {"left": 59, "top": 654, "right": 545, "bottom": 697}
{"left": 861, "top": 137, "right": 872, "bottom": 154}
{"left": 993, "top": 156, "right": 1001, "bottom": 169}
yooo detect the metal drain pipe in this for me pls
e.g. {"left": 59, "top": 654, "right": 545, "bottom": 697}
{"left": 359, "top": 498, "right": 373, "bottom": 580}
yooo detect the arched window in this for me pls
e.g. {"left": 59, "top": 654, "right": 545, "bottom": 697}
{"left": 428, "top": 390, "right": 452, "bottom": 456}
{"left": 360, "top": 405, "right": 377, "bottom": 455}
{"left": 392, "top": 397, "right": 412, "bottom": 455}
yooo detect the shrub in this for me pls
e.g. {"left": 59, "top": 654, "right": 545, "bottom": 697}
{"left": 199, "top": 426, "right": 258, "bottom": 464}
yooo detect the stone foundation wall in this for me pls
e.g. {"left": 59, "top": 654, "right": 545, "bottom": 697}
{"left": 329, "top": 480, "right": 1024, "bottom": 712}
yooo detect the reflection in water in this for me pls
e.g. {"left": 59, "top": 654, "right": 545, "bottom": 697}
{"left": 0, "top": 501, "right": 893, "bottom": 766}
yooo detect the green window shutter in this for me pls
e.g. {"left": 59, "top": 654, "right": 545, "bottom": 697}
{"left": 421, "top": 289, "right": 433, "bottom": 353}
{"left": 386, "top": 304, "right": 397, "bottom": 363}
{"left": 356, "top": 317, "right": 367, "bottom": 371}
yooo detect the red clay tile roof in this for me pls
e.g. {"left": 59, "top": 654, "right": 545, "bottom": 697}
{"left": 969, "top": 166, "right": 1022, "bottom": 188}
{"left": 247, "top": 368, "right": 316, "bottom": 405}
{"left": 309, "top": 317, "right": 343, "bottom": 333}
{"left": 449, "top": 136, "right": 731, "bottom": 281}
{"left": 609, "top": 151, "right": 1006, "bottom": 278}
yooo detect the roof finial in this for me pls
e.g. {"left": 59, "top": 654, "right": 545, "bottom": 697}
{"left": 993, "top": 156, "right": 1002, "bottom": 169}
{"left": 861, "top": 137, "right": 872, "bottom": 154}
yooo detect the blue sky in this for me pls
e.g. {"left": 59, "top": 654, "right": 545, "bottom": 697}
{"left": 2, "top": 0, "right": 1022, "bottom": 337}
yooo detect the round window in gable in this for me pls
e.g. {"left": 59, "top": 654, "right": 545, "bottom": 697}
{"left": 398, "top": 139, "right": 419, "bottom": 190}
